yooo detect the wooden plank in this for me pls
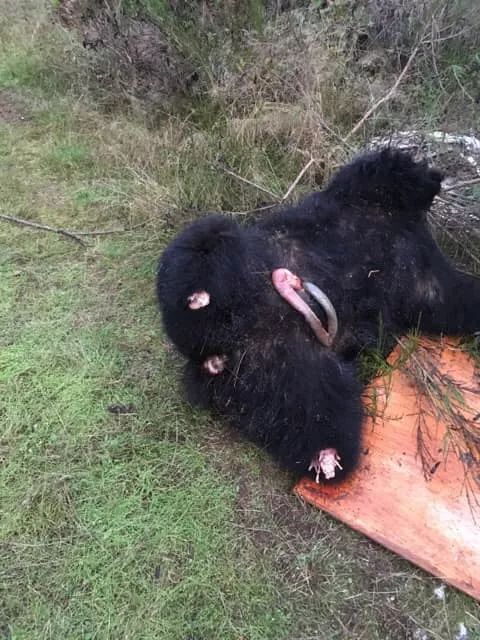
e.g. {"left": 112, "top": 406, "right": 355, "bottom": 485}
{"left": 294, "top": 338, "right": 480, "bottom": 601}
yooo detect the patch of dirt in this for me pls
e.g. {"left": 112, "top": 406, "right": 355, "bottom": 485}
{"left": 0, "top": 90, "right": 27, "bottom": 123}
{"left": 57, "top": 0, "right": 199, "bottom": 104}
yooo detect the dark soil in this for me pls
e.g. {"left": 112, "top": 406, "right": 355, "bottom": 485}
{"left": 57, "top": 0, "right": 199, "bottom": 104}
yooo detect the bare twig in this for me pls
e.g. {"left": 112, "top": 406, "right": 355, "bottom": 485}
{"left": 217, "top": 164, "right": 280, "bottom": 199}
{"left": 74, "top": 221, "right": 148, "bottom": 235}
{"left": 218, "top": 156, "right": 317, "bottom": 209}
{"left": 0, "top": 214, "right": 87, "bottom": 245}
{"left": 281, "top": 157, "right": 316, "bottom": 202}
{"left": 443, "top": 178, "right": 480, "bottom": 192}
{"left": 224, "top": 203, "right": 278, "bottom": 216}
{"left": 224, "top": 124, "right": 480, "bottom": 214}
{"left": 423, "top": 25, "right": 473, "bottom": 45}
{"left": 0, "top": 213, "right": 147, "bottom": 245}
{"left": 429, "top": 17, "right": 447, "bottom": 94}
{"left": 440, "top": 227, "right": 480, "bottom": 268}
{"left": 307, "top": 100, "right": 355, "bottom": 152}
{"left": 343, "top": 44, "right": 421, "bottom": 143}
{"left": 319, "top": 119, "right": 355, "bottom": 152}
{"left": 452, "top": 64, "right": 476, "bottom": 103}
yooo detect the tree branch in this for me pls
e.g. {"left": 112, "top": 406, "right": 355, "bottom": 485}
{"left": 443, "top": 177, "right": 480, "bottom": 192}
{"left": 343, "top": 44, "right": 421, "bottom": 143}
{"left": 281, "top": 157, "right": 316, "bottom": 202}
{"left": 217, "top": 163, "right": 280, "bottom": 199}
{"left": 0, "top": 213, "right": 87, "bottom": 245}
{"left": 0, "top": 214, "right": 147, "bottom": 245}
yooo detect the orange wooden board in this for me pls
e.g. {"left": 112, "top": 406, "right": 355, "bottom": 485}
{"left": 294, "top": 338, "right": 480, "bottom": 600}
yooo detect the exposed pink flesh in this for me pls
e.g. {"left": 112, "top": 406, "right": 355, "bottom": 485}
{"left": 203, "top": 354, "right": 227, "bottom": 375}
{"left": 188, "top": 290, "right": 210, "bottom": 310}
{"left": 309, "top": 448, "right": 343, "bottom": 482}
{"left": 272, "top": 268, "right": 331, "bottom": 346}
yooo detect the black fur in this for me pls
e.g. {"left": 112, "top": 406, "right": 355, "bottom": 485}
{"left": 156, "top": 149, "right": 480, "bottom": 480}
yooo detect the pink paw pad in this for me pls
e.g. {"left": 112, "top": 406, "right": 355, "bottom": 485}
{"left": 203, "top": 355, "right": 228, "bottom": 375}
{"left": 309, "top": 448, "right": 343, "bottom": 482}
{"left": 188, "top": 291, "right": 210, "bottom": 310}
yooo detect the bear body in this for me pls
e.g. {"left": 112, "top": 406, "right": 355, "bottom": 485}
{"left": 157, "top": 149, "right": 480, "bottom": 480}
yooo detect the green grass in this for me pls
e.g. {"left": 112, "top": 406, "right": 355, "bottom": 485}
{"left": 1, "top": 2, "right": 480, "bottom": 639}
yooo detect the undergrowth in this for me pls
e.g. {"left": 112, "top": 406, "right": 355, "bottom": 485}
{"left": 1, "top": 1, "right": 480, "bottom": 639}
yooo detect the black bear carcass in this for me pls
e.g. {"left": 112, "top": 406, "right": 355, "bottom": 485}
{"left": 156, "top": 149, "right": 480, "bottom": 482}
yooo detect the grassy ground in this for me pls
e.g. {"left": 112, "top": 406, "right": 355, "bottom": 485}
{"left": 1, "top": 2, "right": 480, "bottom": 639}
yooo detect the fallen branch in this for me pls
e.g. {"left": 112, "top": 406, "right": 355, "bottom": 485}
{"left": 281, "top": 157, "right": 316, "bottom": 202}
{"left": 369, "top": 130, "right": 480, "bottom": 155}
{"left": 217, "top": 163, "right": 280, "bottom": 199}
{"left": 71, "top": 221, "right": 148, "bottom": 235}
{"left": 218, "top": 156, "right": 317, "bottom": 208}
{"left": 224, "top": 203, "right": 278, "bottom": 216}
{"left": 443, "top": 177, "right": 480, "bottom": 192}
{"left": 344, "top": 44, "right": 420, "bottom": 143}
{"left": 0, "top": 213, "right": 146, "bottom": 245}
{"left": 278, "top": 35, "right": 424, "bottom": 202}
{"left": 0, "top": 213, "right": 87, "bottom": 245}
{"left": 439, "top": 227, "right": 480, "bottom": 268}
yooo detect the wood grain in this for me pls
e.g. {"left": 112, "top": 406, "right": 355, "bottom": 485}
{"left": 294, "top": 338, "right": 480, "bottom": 601}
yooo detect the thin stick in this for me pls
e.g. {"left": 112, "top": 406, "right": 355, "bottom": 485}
{"left": 343, "top": 44, "right": 420, "bottom": 143}
{"left": 224, "top": 203, "right": 277, "bottom": 216}
{"left": 0, "top": 213, "right": 87, "bottom": 245}
{"left": 0, "top": 214, "right": 147, "bottom": 244}
{"left": 441, "top": 227, "right": 480, "bottom": 267}
{"left": 217, "top": 164, "right": 280, "bottom": 199}
{"left": 281, "top": 157, "right": 315, "bottom": 202}
{"left": 443, "top": 177, "right": 480, "bottom": 191}
{"left": 316, "top": 114, "right": 355, "bottom": 152}
{"left": 74, "top": 221, "right": 148, "bottom": 235}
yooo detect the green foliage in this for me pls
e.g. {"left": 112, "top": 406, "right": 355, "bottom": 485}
{"left": 124, "top": 0, "right": 265, "bottom": 32}
{"left": 1, "top": 2, "right": 480, "bottom": 639}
